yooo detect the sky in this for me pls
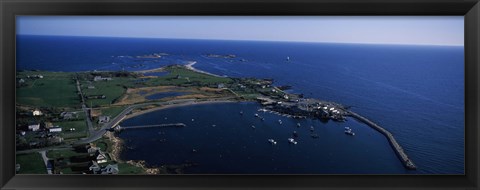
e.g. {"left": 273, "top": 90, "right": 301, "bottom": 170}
{"left": 17, "top": 16, "right": 464, "bottom": 46}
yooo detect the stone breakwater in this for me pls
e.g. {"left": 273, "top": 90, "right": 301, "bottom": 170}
{"left": 346, "top": 111, "right": 417, "bottom": 170}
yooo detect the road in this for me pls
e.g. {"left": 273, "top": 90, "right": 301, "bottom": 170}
{"left": 39, "top": 150, "right": 52, "bottom": 174}
{"left": 75, "top": 76, "right": 95, "bottom": 137}
{"left": 73, "top": 97, "right": 235, "bottom": 145}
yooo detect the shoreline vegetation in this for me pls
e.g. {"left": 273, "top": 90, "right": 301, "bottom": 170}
{"left": 16, "top": 59, "right": 416, "bottom": 174}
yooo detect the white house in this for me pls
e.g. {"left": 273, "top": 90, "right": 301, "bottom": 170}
{"left": 95, "top": 150, "right": 108, "bottom": 164}
{"left": 28, "top": 124, "right": 40, "bottom": 131}
{"left": 49, "top": 127, "right": 62, "bottom": 133}
{"left": 93, "top": 76, "right": 112, "bottom": 81}
{"left": 32, "top": 110, "right": 43, "bottom": 116}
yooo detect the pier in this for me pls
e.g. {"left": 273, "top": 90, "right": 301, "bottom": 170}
{"left": 116, "top": 123, "right": 186, "bottom": 130}
{"left": 347, "top": 111, "right": 417, "bottom": 170}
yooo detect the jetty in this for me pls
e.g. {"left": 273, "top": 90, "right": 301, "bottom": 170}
{"left": 116, "top": 123, "right": 186, "bottom": 130}
{"left": 346, "top": 111, "right": 417, "bottom": 170}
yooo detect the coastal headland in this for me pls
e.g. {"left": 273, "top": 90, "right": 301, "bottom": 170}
{"left": 15, "top": 60, "right": 416, "bottom": 174}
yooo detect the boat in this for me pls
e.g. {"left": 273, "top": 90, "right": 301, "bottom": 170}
{"left": 287, "top": 138, "right": 297, "bottom": 144}
{"left": 345, "top": 129, "right": 355, "bottom": 136}
{"left": 254, "top": 113, "right": 259, "bottom": 117}
{"left": 261, "top": 117, "right": 265, "bottom": 121}
{"left": 258, "top": 108, "right": 267, "bottom": 112}
{"left": 268, "top": 139, "right": 277, "bottom": 145}
{"left": 297, "top": 123, "right": 301, "bottom": 127}
{"left": 293, "top": 131, "right": 299, "bottom": 137}
{"left": 191, "top": 119, "right": 195, "bottom": 121}
{"left": 212, "top": 124, "right": 216, "bottom": 127}
{"left": 310, "top": 126, "right": 314, "bottom": 132}
{"left": 278, "top": 120, "right": 283, "bottom": 124}
{"left": 345, "top": 127, "right": 350, "bottom": 130}
{"left": 286, "top": 56, "right": 290, "bottom": 61}
{"left": 251, "top": 125, "right": 256, "bottom": 129}
{"left": 239, "top": 111, "right": 243, "bottom": 115}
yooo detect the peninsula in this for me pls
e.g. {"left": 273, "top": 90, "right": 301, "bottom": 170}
{"left": 15, "top": 60, "right": 416, "bottom": 174}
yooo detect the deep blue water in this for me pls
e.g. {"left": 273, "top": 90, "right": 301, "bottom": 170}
{"left": 17, "top": 35, "right": 464, "bottom": 174}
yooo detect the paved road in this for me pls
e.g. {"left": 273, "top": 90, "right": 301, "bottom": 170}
{"left": 73, "top": 97, "right": 234, "bottom": 145}
{"left": 39, "top": 150, "right": 52, "bottom": 174}
{"left": 75, "top": 77, "right": 95, "bottom": 137}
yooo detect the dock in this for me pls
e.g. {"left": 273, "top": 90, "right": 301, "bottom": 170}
{"left": 117, "top": 123, "right": 186, "bottom": 130}
{"left": 347, "top": 111, "right": 417, "bottom": 170}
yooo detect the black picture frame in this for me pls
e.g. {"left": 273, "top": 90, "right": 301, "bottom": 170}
{"left": 1, "top": 0, "right": 479, "bottom": 189}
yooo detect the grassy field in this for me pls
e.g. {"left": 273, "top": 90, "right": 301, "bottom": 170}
{"left": 82, "top": 78, "right": 133, "bottom": 107}
{"left": 93, "top": 137, "right": 113, "bottom": 153}
{"left": 47, "top": 149, "right": 87, "bottom": 160}
{"left": 118, "top": 163, "right": 146, "bottom": 174}
{"left": 17, "top": 71, "right": 80, "bottom": 108}
{"left": 100, "top": 106, "right": 127, "bottom": 118}
{"left": 52, "top": 112, "right": 88, "bottom": 140}
{"left": 16, "top": 152, "right": 46, "bottom": 174}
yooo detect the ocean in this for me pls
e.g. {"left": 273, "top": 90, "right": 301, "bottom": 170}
{"left": 17, "top": 35, "right": 465, "bottom": 174}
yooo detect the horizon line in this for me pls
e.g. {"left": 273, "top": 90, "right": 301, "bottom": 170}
{"left": 17, "top": 34, "right": 465, "bottom": 47}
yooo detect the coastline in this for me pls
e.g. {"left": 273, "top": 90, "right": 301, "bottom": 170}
{"left": 105, "top": 129, "right": 161, "bottom": 174}
{"left": 185, "top": 61, "right": 226, "bottom": 78}
{"left": 124, "top": 99, "right": 240, "bottom": 120}
{"left": 108, "top": 99, "right": 244, "bottom": 174}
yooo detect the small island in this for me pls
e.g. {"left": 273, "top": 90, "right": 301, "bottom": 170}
{"left": 15, "top": 60, "right": 416, "bottom": 174}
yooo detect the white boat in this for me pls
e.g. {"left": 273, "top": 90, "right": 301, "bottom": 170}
{"left": 254, "top": 113, "right": 259, "bottom": 117}
{"left": 287, "top": 138, "right": 298, "bottom": 144}
{"left": 278, "top": 120, "right": 283, "bottom": 124}
{"left": 345, "top": 129, "right": 355, "bottom": 136}
{"left": 268, "top": 139, "right": 277, "bottom": 145}
{"left": 286, "top": 56, "right": 290, "bottom": 61}
{"left": 251, "top": 125, "right": 256, "bottom": 129}
{"left": 345, "top": 127, "right": 350, "bottom": 130}
{"left": 297, "top": 123, "right": 301, "bottom": 127}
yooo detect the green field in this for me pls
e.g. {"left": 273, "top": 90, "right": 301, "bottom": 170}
{"left": 93, "top": 137, "right": 113, "bottom": 152}
{"left": 16, "top": 152, "right": 46, "bottom": 174}
{"left": 47, "top": 149, "right": 87, "bottom": 160}
{"left": 118, "top": 163, "right": 146, "bottom": 174}
{"left": 53, "top": 120, "right": 88, "bottom": 139}
{"left": 100, "top": 106, "right": 127, "bottom": 118}
{"left": 82, "top": 78, "right": 133, "bottom": 107}
{"left": 17, "top": 71, "right": 80, "bottom": 108}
